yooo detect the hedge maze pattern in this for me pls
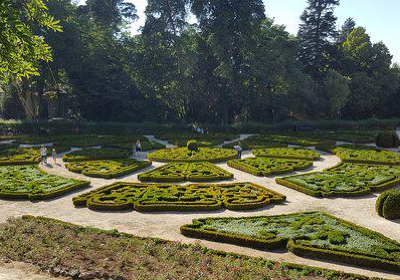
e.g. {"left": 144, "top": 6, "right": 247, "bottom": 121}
{"left": 0, "top": 148, "right": 40, "bottom": 165}
{"left": 73, "top": 182, "right": 285, "bottom": 212}
{"left": 138, "top": 162, "right": 233, "bottom": 182}
{"left": 277, "top": 163, "right": 400, "bottom": 197}
{"left": 227, "top": 157, "right": 312, "bottom": 177}
{"left": 63, "top": 148, "right": 131, "bottom": 162}
{"left": 252, "top": 147, "right": 320, "bottom": 161}
{"left": 147, "top": 147, "right": 237, "bottom": 163}
{"left": 0, "top": 165, "right": 89, "bottom": 200}
{"left": 66, "top": 159, "right": 152, "bottom": 179}
{"left": 330, "top": 145, "right": 400, "bottom": 165}
{"left": 181, "top": 211, "right": 400, "bottom": 272}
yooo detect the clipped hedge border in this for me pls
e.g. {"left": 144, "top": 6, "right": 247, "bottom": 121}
{"left": 138, "top": 162, "right": 233, "bottom": 182}
{"left": 73, "top": 182, "right": 285, "bottom": 212}
{"left": 252, "top": 147, "right": 321, "bottom": 161}
{"left": 62, "top": 148, "right": 131, "bottom": 162}
{"left": 180, "top": 211, "right": 400, "bottom": 273}
{"left": 227, "top": 158, "right": 312, "bottom": 177}
{"left": 276, "top": 163, "right": 400, "bottom": 198}
{"left": 146, "top": 148, "right": 237, "bottom": 163}
{"left": 65, "top": 160, "right": 152, "bottom": 179}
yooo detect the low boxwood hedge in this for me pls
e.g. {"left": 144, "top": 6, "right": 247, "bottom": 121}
{"left": 223, "top": 140, "right": 286, "bottom": 150}
{"left": 138, "top": 162, "right": 233, "bottom": 182}
{"left": 227, "top": 157, "right": 312, "bottom": 177}
{"left": 0, "top": 148, "right": 40, "bottom": 165}
{"left": 62, "top": 148, "right": 131, "bottom": 162}
{"left": 329, "top": 145, "right": 400, "bottom": 165}
{"left": 156, "top": 133, "right": 239, "bottom": 147}
{"left": 147, "top": 147, "right": 237, "bottom": 163}
{"left": 180, "top": 211, "right": 400, "bottom": 273}
{"left": 65, "top": 159, "right": 152, "bottom": 179}
{"left": 73, "top": 182, "right": 285, "bottom": 212}
{"left": 276, "top": 163, "right": 400, "bottom": 198}
{"left": 0, "top": 165, "right": 89, "bottom": 200}
{"left": 252, "top": 147, "right": 320, "bottom": 161}
{"left": 376, "top": 189, "right": 400, "bottom": 220}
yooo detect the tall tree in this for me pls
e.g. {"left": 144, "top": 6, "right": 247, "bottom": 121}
{"left": 297, "top": 0, "right": 339, "bottom": 82}
{"left": 338, "top": 17, "right": 356, "bottom": 43}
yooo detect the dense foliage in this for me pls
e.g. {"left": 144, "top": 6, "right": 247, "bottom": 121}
{"left": 0, "top": 148, "right": 40, "bottom": 165}
{"left": 65, "top": 159, "right": 151, "bottom": 178}
{"left": 147, "top": 147, "right": 237, "bottom": 162}
{"left": 1, "top": 0, "right": 399, "bottom": 123}
{"left": 277, "top": 163, "right": 400, "bottom": 197}
{"left": 227, "top": 157, "right": 312, "bottom": 177}
{"left": 62, "top": 148, "right": 130, "bottom": 162}
{"left": 330, "top": 145, "right": 400, "bottom": 164}
{"left": 376, "top": 189, "right": 400, "bottom": 220}
{"left": 0, "top": 165, "right": 88, "bottom": 200}
{"left": 73, "top": 182, "right": 285, "bottom": 211}
{"left": 181, "top": 211, "right": 400, "bottom": 272}
{"left": 376, "top": 131, "right": 400, "bottom": 148}
{"left": 138, "top": 162, "right": 233, "bottom": 182}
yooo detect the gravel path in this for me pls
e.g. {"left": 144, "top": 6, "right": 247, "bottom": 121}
{"left": 1, "top": 140, "right": 400, "bottom": 279}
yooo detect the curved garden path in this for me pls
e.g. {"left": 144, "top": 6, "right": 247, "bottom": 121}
{"left": 1, "top": 136, "right": 400, "bottom": 279}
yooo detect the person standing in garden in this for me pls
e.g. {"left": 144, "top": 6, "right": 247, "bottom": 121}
{"left": 51, "top": 148, "right": 58, "bottom": 164}
{"left": 233, "top": 142, "right": 243, "bottom": 159}
{"left": 40, "top": 145, "right": 48, "bottom": 164}
{"left": 135, "top": 140, "right": 142, "bottom": 157}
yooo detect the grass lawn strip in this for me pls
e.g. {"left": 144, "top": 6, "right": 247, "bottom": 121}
{"left": 0, "top": 216, "right": 378, "bottom": 280}
{"left": 252, "top": 147, "right": 320, "bottom": 161}
{"left": 73, "top": 182, "right": 285, "bottom": 212}
{"left": 181, "top": 211, "right": 400, "bottom": 273}
{"left": 147, "top": 147, "right": 237, "bottom": 163}
{"left": 138, "top": 162, "right": 233, "bottom": 182}
{"left": 276, "top": 163, "right": 400, "bottom": 197}
{"left": 227, "top": 157, "right": 312, "bottom": 176}
{"left": 65, "top": 159, "right": 152, "bottom": 179}
{"left": 0, "top": 165, "right": 89, "bottom": 200}
{"left": 63, "top": 148, "right": 131, "bottom": 162}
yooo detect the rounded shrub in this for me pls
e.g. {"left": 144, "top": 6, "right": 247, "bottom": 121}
{"left": 376, "top": 131, "right": 400, "bottom": 148}
{"left": 187, "top": 140, "right": 199, "bottom": 153}
{"left": 376, "top": 189, "right": 400, "bottom": 220}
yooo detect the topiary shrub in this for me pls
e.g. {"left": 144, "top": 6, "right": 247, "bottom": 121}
{"left": 376, "top": 189, "right": 400, "bottom": 220}
{"left": 187, "top": 140, "right": 199, "bottom": 153}
{"left": 376, "top": 131, "right": 400, "bottom": 148}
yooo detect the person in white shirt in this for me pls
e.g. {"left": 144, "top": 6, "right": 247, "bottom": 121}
{"left": 40, "top": 145, "right": 48, "bottom": 164}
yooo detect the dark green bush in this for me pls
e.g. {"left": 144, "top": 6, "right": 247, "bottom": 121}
{"left": 376, "top": 189, "right": 400, "bottom": 220}
{"left": 376, "top": 131, "right": 400, "bottom": 148}
{"left": 187, "top": 140, "right": 199, "bottom": 153}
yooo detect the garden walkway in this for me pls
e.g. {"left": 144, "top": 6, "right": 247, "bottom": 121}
{"left": 1, "top": 136, "right": 400, "bottom": 279}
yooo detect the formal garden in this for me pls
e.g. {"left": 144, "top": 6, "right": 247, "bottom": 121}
{"left": 1, "top": 125, "right": 400, "bottom": 278}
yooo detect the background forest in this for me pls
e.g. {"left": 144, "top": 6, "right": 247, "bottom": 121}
{"left": 1, "top": 0, "right": 399, "bottom": 125}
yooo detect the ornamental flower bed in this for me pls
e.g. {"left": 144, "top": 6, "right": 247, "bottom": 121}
{"left": 276, "top": 163, "right": 400, "bottom": 197}
{"left": 138, "top": 162, "right": 233, "bottom": 182}
{"left": 252, "top": 147, "right": 320, "bottom": 161}
{"left": 0, "top": 148, "right": 40, "bottom": 165}
{"left": 330, "top": 145, "right": 400, "bottom": 165}
{"left": 73, "top": 182, "right": 285, "bottom": 212}
{"left": 65, "top": 159, "right": 152, "bottom": 179}
{"left": 0, "top": 165, "right": 89, "bottom": 200}
{"left": 181, "top": 211, "right": 400, "bottom": 273}
{"left": 147, "top": 147, "right": 237, "bottom": 163}
{"left": 227, "top": 157, "right": 312, "bottom": 176}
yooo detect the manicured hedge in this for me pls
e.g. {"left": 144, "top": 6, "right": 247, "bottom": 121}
{"left": 181, "top": 211, "right": 400, "bottom": 273}
{"left": 73, "top": 182, "right": 285, "bottom": 212}
{"left": 252, "top": 147, "right": 320, "bottom": 161}
{"left": 62, "top": 148, "right": 131, "bottom": 162}
{"left": 147, "top": 147, "right": 237, "bottom": 163}
{"left": 376, "top": 131, "right": 400, "bottom": 148}
{"left": 0, "top": 148, "right": 40, "bottom": 165}
{"left": 138, "top": 162, "right": 233, "bottom": 182}
{"left": 156, "top": 133, "right": 239, "bottom": 147}
{"left": 0, "top": 165, "right": 89, "bottom": 200}
{"left": 223, "top": 140, "right": 286, "bottom": 150}
{"left": 65, "top": 159, "right": 152, "bottom": 179}
{"left": 276, "top": 163, "right": 400, "bottom": 198}
{"left": 376, "top": 189, "right": 400, "bottom": 220}
{"left": 330, "top": 145, "right": 400, "bottom": 165}
{"left": 227, "top": 157, "right": 312, "bottom": 177}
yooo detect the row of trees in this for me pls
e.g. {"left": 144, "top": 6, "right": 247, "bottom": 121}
{"left": 0, "top": 0, "right": 399, "bottom": 124}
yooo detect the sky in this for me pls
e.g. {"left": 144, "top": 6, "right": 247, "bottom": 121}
{"left": 80, "top": 0, "right": 400, "bottom": 63}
